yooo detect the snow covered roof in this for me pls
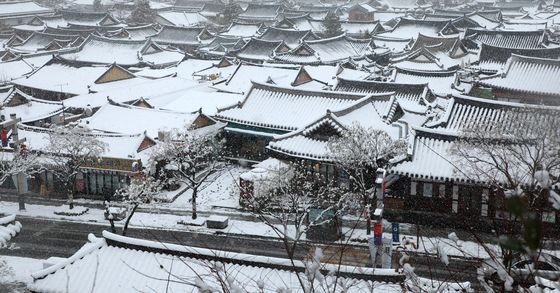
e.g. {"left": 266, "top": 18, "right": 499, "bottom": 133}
{"left": 379, "top": 18, "right": 460, "bottom": 39}
{"left": 334, "top": 77, "right": 433, "bottom": 114}
{"left": 220, "top": 22, "right": 264, "bottom": 38}
{"left": 372, "top": 36, "right": 413, "bottom": 53}
{"left": 104, "top": 24, "right": 160, "bottom": 40}
{"left": 13, "top": 59, "right": 146, "bottom": 96}
{"left": 43, "top": 26, "right": 97, "bottom": 38}
{"left": 477, "top": 54, "right": 560, "bottom": 98}
{"left": 59, "top": 10, "right": 121, "bottom": 27}
{"left": 9, "top": 31, "right": 83, "bottom": 54}
{"left": 59, "top": 35, "right": 185, "bottom": 67}
{"left": 156, "top": 10, "right": 209, "bottom": 27}
{"left": 0, "top": 88, "right": 63, "bottom": 123}
{"left": 212, "top": 63, "right": 300, "bottom": 94}
{"left": 239, "top": 3, "right": 282, "bottom": 21}
{"left": 477, "top": 43, "right": 560, "bottom": 73}
{"left": 152, "top": 25, "right": 212, "bottom": 47}
{"left": 215, "top": 81, "right": 378, "bottom": 132}
{"left": 274, "top": 34, "right": 373, "bottom": 65}
{"left": 80, "top": 100, "right": 220, "bottom": 137}
{"left": 464, "top": 28, "right": 548, "bottom": 49}
{"left": 197, "top": 36, "right": 245, "bottom": 57}
{"left": 258, "top": 27, "right": 314, "bottom": 48}
{"left": 28, "top": 231, "right": 398, "bottom": 293}
{"left": 268, "top": 95, "right": 401, "bottom": 161}
{"left": 156, "top": 89, "right": 244, "bottom": 115}
{"left": 62, "top": 76, "right": 201, "bottom": 108}
{"left": 0, "top": 54, "right": 52, "bottom": 85}
{"left": 391, "top": 68, "right": 458, "bottom": 95}
{"left": 0, "top": 1, "right": 52, "bottom": 19}
{"left": 232, "top": 38, "right": 289, "bottom": 62}
{"left": 18, "top": 124, "right": 155, "bottom": 162}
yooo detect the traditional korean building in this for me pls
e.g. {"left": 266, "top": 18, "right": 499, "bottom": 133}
{"left": 390, "top": 34, "right": 473, "bottom": 71}
{"left": 18, "top": 124, "right": 156, "bottom": 198}
{"left": 229, "top": 38, "right": 290, "bottom": 63}
{"left": 214, "top": 81, "right": 372, "bottom": 160}
{"left": 347, "top": 3, "right": 376, "bottom": 22}
{"left": 390, "top": 67, "right": 464, "bottom": 95}
{"left": 474, "top": 54, "right": 560, "bottom": 105}
{"left": 104, "top": 24, "right": 160, "bottom": 40}
{"left": 155, "top": 9, "right": 210, "bottom": 27}
{"left": 7, "top": 31, "right": 83, "bottom": 54}
{"left": 0, "top": 51, "right": 52, "bottom": 84}
{"left": 0, "top": 1, "right": 53, "bottom": 28}
{"left": 379, "top": 18, "right": 460, "bottom": 39}
{"left": 13, "top": 57, "right": 147, "bottom": 100}
{"left": 476, "top": 43, "right": 560, "bottom": 74}
{"left": 237, "top": 3, "right": 284, "bottom": 23}
{"left": 463, "top": 28, "right": 552, "bottom": 50}
{"left": 197, "top": 36, "right": 246, "bottom": 58}
{"left": 58, "top": 10, "right": 123, "bottom": 30}
{"left": 220, "top": 22, "right": 265, "bottom": 38}
{"left": 80, "top": 99, "right": 224, "bottom": 138}
{"left": 258, "top": 27, "right": 317, "bottom": 48}
{"left": 58, "top": 35, "right": 185, "bottom": 68}
{"left": 152, "top": 25, "right": 213, "bottom": 53}
{"left": 0, "top": 87, "right": 64, "bottom": 125}
{"left": 386, "top": 95, "right": 560, "bottom": 227}
{"left": 274, "top": 35, "right": 379, "bottom": 65}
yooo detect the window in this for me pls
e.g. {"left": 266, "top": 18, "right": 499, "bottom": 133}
{"left": 410, "top": 181, "right": 417, "bottom": 196}
{"left": 423, "top": 183, "right": 433, "bottom": 197}
{"left": 543, "top": 212, "right": 556, "bottom": 223}
{"left": 439, "top": 184, "right": 446, "bottom": 198}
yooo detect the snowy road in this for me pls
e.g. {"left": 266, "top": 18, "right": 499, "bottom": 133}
{"left": 2, "top": 217, "right": 481, "bottom": 289}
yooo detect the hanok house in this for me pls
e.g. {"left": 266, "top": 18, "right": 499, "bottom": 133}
{"left": 0, "top": 87, "right": 64, "bottom": 126}
{"left": 7, "top": 31, "right": 83, "bottom": 55}
{"left": 219, "top": 22, "right": 265, "bottom": 38}
{"left": 0, "top": 1, "right": 53, "bottom": 28}
{"left": 390, "top": 34, "right": 473, "bottom": 72}
{"left": 151, "top": 25, "right": 214, "bottom": 54}
{"left": 274, "top": 35, "right": 379, "bottom": 65}
{"left": 58, "top": 34, "right": 185, "bottom": 68}
{"left": 463, "top": 28, "right": 552, "bottom": 50}
{"left": 258, "top": 27, "right": 317, "bottom": 49}
{"left": 197, "top": 36, "right": 246, "bottom": 58}
{"left": 378, "top": 18, "right": 460, "bottom": 39}
{"left": 104, "top": 24, "right": 160, "bottom": 41}
{"left": 229, "top": 38, "right": 290, "bottom": 63}
{"left": 13, "top": 124, "right": 156, "bottom": 199}
{"left": 237, "top": 3, "right": 284, "bottom": 24}
{"left": 475, "top": 43, "right": 560, "bottom": 74}
{"left": 347, "top": 3, "right": 376, "bottom": 22}
{"left": 474, "top": 54, "right": 560, "bottom": 105}
{"left": 12, "top": 57, "right": 148, "bottom": 101}
{"left": 79, "top": 99, "right": 225, "bottom": 138}
{"left": 386, "top": 94, "right": 560, "bottom": 229}
{"left": 214, "top": 81, "right": 372, "bottom": 161}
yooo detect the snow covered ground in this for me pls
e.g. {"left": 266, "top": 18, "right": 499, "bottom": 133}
{"left": 0, "top": 255, "right": 43, "bottom": 292}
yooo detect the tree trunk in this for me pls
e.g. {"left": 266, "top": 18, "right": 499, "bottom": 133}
{"left": 191, "top": 187, "right": 198, "bottom": 220}
{"left": 122, "top": 204, "right": 139, "bottom": 236}
{"left": 68, "top": 183, "right": 74, "bottom": 210}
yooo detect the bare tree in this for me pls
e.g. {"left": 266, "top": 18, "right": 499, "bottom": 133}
{"left": 109, "top": 175, "right": 163, "bottom": 236}
{"left": 43, "top": 125, "right": 107, "bottom": 209}
{"left": 148, "top": 129, "right": 224, "bottom": 220}
{"left": 327, "top": 123, "right": 408, "bottom": 234}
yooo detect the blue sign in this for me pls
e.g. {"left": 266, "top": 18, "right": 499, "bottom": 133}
{"left": 392, "top": 222, "right": 400, "bottom": 243}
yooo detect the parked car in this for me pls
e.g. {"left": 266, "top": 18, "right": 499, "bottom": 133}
{"left": 481, "top": 253, "right": 560, "bottom": 287}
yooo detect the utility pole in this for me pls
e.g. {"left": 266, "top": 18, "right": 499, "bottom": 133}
{"left": 1, "top": 114, "right": 26, "bottom": 210}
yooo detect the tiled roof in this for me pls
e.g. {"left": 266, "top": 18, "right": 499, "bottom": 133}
{"left": 59, "top": 35, "right": 184, "bottom": 67}
{"left": 258, "top": 27, "right": 312, "bottom": 48}
{"left": 379, "top": 18, "right": 459, "bottom": 39}
{"left": 274, "top": 34, "right": 373, "bottom": 65}
{"left": 268, "top": 94, "right": 398, "bottom": 161}
{"left": 477, "top": 43, "right": 560, "bottom": 73}
{"left": 220, "top": 22, "right": 263, "bottom": 38}
{"left": 0, "top": 1, "right": 52, "bottom": 18}
{"left": 29, "top": 231, "right": 395, "bottom": 292}
{"left": 230, "top": 38, "right": 286, "bottom": 62}
{"left": 464, "top": 28, "right": 548, "bottom": 49}
{"left": 10, "top": 31, "right": 82, "bottom": 54}
{"left": 152, "top": 25, "right": 209, "bottom": 46}
{"left": 392, "top": 68, "right": 458, "bottom": 95}
{"left": 215, "top": 81, "right": 370, "bottom": 131}
{"left": 477, "top": 54, "right": 560, "bottom": 97}
{"left": 334, "top": 77, "right": 431, "bottom": 113}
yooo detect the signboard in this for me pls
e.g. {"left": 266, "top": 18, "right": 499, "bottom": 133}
{"left": 381, "top": 238, "right": 393, "bottom": 269}
{"left": 374, "top": 223, "right": 382, "bottom": 246}
{"left": 392, "top": 222, "right": 400, "bottom": 243}
{"left": 82, "top": 157, "right": 139, "bottom": 172}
